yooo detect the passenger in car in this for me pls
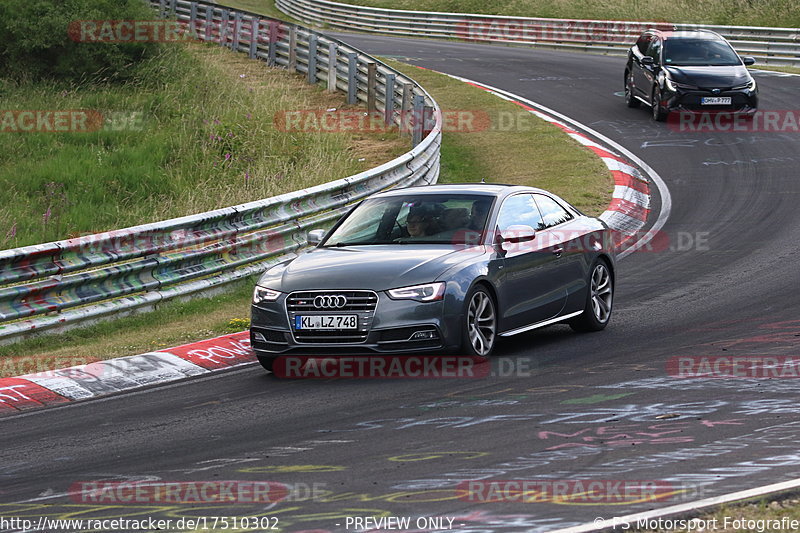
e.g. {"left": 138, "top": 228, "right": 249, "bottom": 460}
{"left": 441, "top": 207, "right": 471, "bottom": 231}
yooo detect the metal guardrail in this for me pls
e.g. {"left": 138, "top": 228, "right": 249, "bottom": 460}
{"left": 276, "top": 0, "right": 800, "bottom": 66}
{"left": 0, "top": 0, "right": 441, "bottom": 343}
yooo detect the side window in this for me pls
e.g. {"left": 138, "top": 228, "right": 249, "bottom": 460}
{"left": 645, "top": 37, "right": 662, "bottom": 63}
{"left": 533, "top": 194, "right": 573, "bottom": 229}
{"left": 496, "top": 194, "right": 544, "bottom": 232}
{"left": 636, "top": 34, "right": 651, "bottom": 54}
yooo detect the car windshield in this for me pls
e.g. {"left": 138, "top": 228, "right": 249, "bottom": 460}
{"left": 323, "top": 194, "right": 493, "bottom": 246}
{"left": 663, "top": 38, "right": 742, "bottom": 66}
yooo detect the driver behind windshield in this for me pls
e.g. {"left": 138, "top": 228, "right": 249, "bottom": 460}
{"left": 404, "top": 206, "right": 437, "bottom": 238}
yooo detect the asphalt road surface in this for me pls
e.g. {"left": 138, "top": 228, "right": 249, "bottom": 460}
{"left": 2, "top": 33, "right": 800, "bottom": 533}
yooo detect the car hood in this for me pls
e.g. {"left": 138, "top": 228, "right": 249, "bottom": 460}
{"left": 665, "top": 65, "right": 749, "bottom": 87}
{"left": 257, "top": 245, "right": 487, "bottom": 292}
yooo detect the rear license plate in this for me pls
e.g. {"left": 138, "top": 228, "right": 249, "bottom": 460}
{"left": 295, "top": 315, "right": 358, "bottom": 330}
{"left": 701, "top": 96, "right": 732, "bottom": 105}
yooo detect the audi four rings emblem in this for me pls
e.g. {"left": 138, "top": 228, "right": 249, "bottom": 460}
{"left": 314, "top": 295, "right": 347, "bottom": 309}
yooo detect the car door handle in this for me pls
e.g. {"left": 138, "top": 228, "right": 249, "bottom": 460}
{"left": 553, "top": 247, "right": 564, "bottom": 257}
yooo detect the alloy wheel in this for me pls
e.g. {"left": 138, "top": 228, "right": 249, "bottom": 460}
{"left": 590, "top": 263, "right": 613, "bottom": 323}
{"left": 467, "top": 290, "right": 496, "bottom": 356}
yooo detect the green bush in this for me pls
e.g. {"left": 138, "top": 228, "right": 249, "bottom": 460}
{"left": 0, "top": 0, "right": 164, "bottom": 83}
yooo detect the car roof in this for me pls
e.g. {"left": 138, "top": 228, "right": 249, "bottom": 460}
{"left": 645, "top": 29, "right": 725, "bottom": 41}
{"left": 374, "top": 183, "right": 550, "bottom": 198}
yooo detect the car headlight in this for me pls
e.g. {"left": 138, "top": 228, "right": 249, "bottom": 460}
{"left": 733, "top": 77, "right": 757, "bottom": 91}
{"left": 253, "top": 286, "right": 281, "bottom": 304}
{"left": 664, "top": 75, "right": 696, "bottom": 91}
{"left": 387, "top": 282, "right": 445, "bottom": 302}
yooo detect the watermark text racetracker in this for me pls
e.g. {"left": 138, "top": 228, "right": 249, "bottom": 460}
{"left": 670, "top": 110, "right": 800, "bottom": 133}
{"left": 455, "top": 229, "right": 711, "bottom": 254}
{"left": 70, "top": 480, "right": 289, "bottom": 504}
{"left": 0, "top": 110, "right": 144, "bottom": 133}
{"left": 668, "top": 356, "right": 800, "bottom": 378}
{"left": 274, "top": 109, "right": 545, "bottom": 133}
{"left": 458, "top": 480, "right": 678, "bottom": 504}
{"left": 272, "top": 355, "right": 538, "bottom": 379}
{"left": 69, "top": 19, "right": 285, "bottom": 44}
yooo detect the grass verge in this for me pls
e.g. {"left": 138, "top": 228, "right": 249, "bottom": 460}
{"left": 0, "top": 43, "right": 406, "bottom": 248}
{"left": 218, "top": 0, "right": 303, "bottom": 23}
{"left": 337, "top": 0, "right": 800, "bottom": 29}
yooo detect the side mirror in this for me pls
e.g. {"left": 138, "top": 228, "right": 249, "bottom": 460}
{"left": 306, "top": 229, "right": 326, "bottom": 246}
{"left": 741, "top": 56, "right": 756, "bottom": 66}
{"left": 641, "top": 56, "right": 655, "bottom": 66}
{"left": 500, "top": 225, "right": 536, "bottom": 244}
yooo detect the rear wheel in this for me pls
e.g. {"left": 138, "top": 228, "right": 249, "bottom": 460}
{"left": 569, "top": 260, "right": 613, "bottom": 332}
{"left": 461, "top": 285, "right": 497, "bottom": 357}
{"left": 625, "top": 70, "right": 640, "bottom": 108}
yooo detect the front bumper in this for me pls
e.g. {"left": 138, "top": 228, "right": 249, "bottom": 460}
{"left": 664, "top": 87, "right": 758, "bottom": 113}
{"left": 250, "top": 291, "right": 462, "bottom": 355}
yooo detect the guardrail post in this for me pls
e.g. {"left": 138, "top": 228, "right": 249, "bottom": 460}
{"left": 249, "top": 17, "right": 259, "bottom": 59}
{"left": 268, "top": 21, "right": 278, "bottom": 66}
{"left": 401, "top": 83, "right": 412, "bottom": 135}
{"left": 232, "top": 12, "right": 242, "bottom": 51}
{"left": 347, "top": 52, "right": 358, "bottom": 105}
{"left": 219, "top": 10, "right": 229, "bottom": 47}
{"left": 366, "top": 62, "right": 377, "bottom": 113}
{"left": 423, "top": 105, "right": 434, "bottom": 139}
{"left": 384, "top": 73, "right": 396, "bottom": 125}
{"left": 159, "top": 0, "right": 166, "bottom": 18}
{"left": 169, "top": 0, "right": 177, "bottom": 17}
{"left": 412, "top": 94, "right": 424, "bottom": 146}
{"left": 289, "top": 26, "right": 297, "bottom": 71}
{"left": 327, "top": 42, "right": 338, "bottom": 91}
{"left": 204, "top": 6, "right": 213, "bottom": 42}
{"left": 190, "top": 3, "right": 197, "bottom": 35}
{"left": 307, "top": 34, "right": 318, "bottom": 84}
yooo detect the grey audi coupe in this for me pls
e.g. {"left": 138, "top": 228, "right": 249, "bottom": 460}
{"left": 250, "top": 184, "right": 615, "bottom": 371}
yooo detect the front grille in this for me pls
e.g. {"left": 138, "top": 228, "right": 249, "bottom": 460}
{"left": 286, "top": 290, "right": 378, "bottom": 344}
{"left": 697, "top": 86, "right": 733, "bottom": 92}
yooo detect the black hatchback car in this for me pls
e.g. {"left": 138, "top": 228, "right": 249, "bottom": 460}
{"left": 624, "top": 29, "right": 758, "bottom": 121}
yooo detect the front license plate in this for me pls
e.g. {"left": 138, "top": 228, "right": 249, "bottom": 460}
{"left": 701, "top": 96, "right": 732, "bottom": 105}
{"left": 295, "top": 315, "right": 358, "bottom": 330}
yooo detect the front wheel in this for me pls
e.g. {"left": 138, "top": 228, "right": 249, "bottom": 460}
{"left": 569, "top": 260, "right": 613, "bottom": 332}
{"left": 624, "top": 70, "right": 640, "bottom": 108}
{"left": 258, "top": 355, "right": 278, "bottom": 372}
{"left": 461, "top": 285, "right": 497, "bottom": 357}
{"left": 651, "top": 87, "right": 668, "bottom": 121}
